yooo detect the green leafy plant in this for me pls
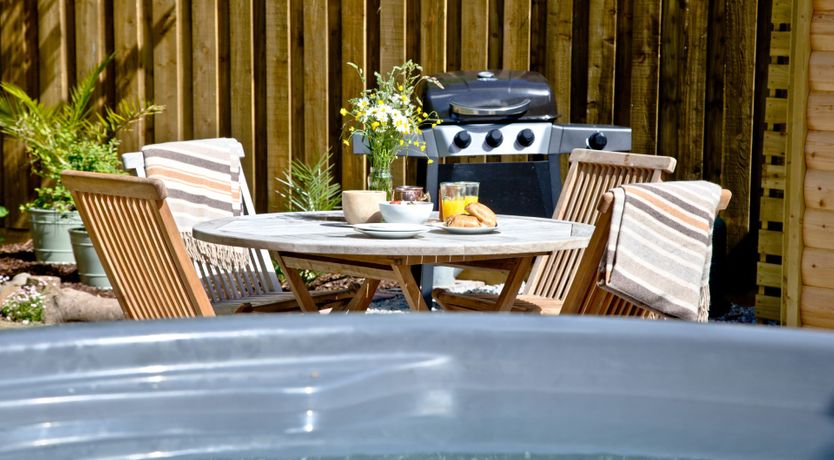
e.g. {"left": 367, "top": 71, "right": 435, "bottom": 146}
{"left": 0, "top": 277, "right": 45, "bottom": 323}
{"left": 274, "top": 153, "right": 341, "bottom": 284}
{"left": 0, "top": 55, "right": 164, "bottom": 211}
{"left": 276, "top": 153, "right": 341, "bottom": 212}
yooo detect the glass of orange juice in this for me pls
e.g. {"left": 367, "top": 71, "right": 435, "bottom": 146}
{"left": 461, "top": 181, "right": 479, "bottom": 207}
{"left": 440, "top": 182, "right": 480, "bottom": 220}
{"left": 439, "top": 182, "right": 466, "bottom": 221}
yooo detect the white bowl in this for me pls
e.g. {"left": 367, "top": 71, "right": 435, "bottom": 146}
{"left": 378, "top": 201, "right": 433, "bottom": 224}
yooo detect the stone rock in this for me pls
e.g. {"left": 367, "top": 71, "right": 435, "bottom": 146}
{"left": 26, "top": 275, "right": 61, "bottom": 290}
{"left": 0, "top": 284, "right": 19, "bottom": 306}
{"left": 10, "top": 273, "right": 29, "bottom": 286}
{"left": 42, "top": 286, "right": 123, "bottom": 324}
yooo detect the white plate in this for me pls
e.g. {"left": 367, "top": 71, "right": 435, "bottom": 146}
{"left": 434, "top": 223, "right": 499, "bottom": 235}
{"left": 353, "top": 223, "right": 429, "bottom": 239}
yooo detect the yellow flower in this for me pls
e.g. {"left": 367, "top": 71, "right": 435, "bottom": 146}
{"left": 420, "top": 145, "right": 426, "bottom": 151}
{"left": 340, "top": 108, "right": 348, "bottom": 116}
{"left": 399, "top": 139, "right": 405, "bottom": 145}
{"left": 427, "top": 159, "right": 434, "bottom": 164}
{"left": 398, "top": 84, "right": 404, "bottom": 91}
{"left": 422, "top": 113, "right": 429, "bottom": 119}
{"left": 342, "top": 139, "right": 350, "bottom": 146}
{"left": 349, "top": 126, "right": 355, "bottom": 132}
{"left": 371, "top": 121, "right": 380, "bottom": 129}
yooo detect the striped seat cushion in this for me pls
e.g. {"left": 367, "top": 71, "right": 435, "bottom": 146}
{"left": 602, "top": 181, "right": 722, "bottom": 321}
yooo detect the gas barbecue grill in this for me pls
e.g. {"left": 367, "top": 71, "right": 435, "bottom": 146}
{"left": 419, "top": 69, "right": 631, "bottom": 217}
{"left": 353, "top": 70, "right": 632, "bottom": 217}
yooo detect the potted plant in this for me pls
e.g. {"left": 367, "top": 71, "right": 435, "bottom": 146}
{"left": 0, "top": 55, "right": 162, "bottom": 270}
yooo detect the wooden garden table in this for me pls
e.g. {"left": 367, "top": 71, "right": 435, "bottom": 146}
{"left": 193, "top": 211, "right": 593, "bottom": 313}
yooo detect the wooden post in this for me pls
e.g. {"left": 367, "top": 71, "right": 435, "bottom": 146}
{"left": 783, "top": 0, "right": 813, "bottom": 326}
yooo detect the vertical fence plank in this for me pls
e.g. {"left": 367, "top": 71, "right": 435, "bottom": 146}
{"left": 502, "top": 0, "right": 530, "bottom": 163}
{"left": 230, "top": 0, "right": 256, "bottom": 193}
{"left": 613, "top": 0, "right": 632, "bottom": 127}
{"left": 380, "top": 0, "right": 409, "bottom": 186}
{"left": 420, "top": 0, "right": 447, "bottom": 74}
{"left": 488, "top": 0, "right": 504, "bottom": 68}
{"left": 446, "top": 0, "right": 462, "bottom": 71}
{"left": 502, "top": 0, "right": 530, "bottom": 69}
{"left": 37, "top": 0, "right": 70, "bottom": 107}
{"left": 705, "top": 0, "right": 726, "bottom": 181}
{"left": 460, "top": 0, "right": 490, "bottom": 164}
{"left": 629, "top": 0, "right": 659, "bottom": 154}
{"left": 0, "top": 0, "right": 38, "bottom": 227}
{"left": 152, "top": 0, "right": 190, "bottom": 142}
{"left": 191, "top": 0, "right": 229, "bottom": 138}
{"left": 302, "top": 0, "right": 328, "bottom": 168}
{"left": 341, "top": 0, "right": 366, "bottom": 190}
{"left": 461, "top": 0, "right": 490, "bottom": 70}
{"left": 114, "top": 0, "right": 152, "bottom": 152}
{"left": 659, "top": 0, "right": 709, "bottom": 178}
{"left": 545, "top": 0, "right": 572, "bottom": 124}
{"left": 74, "top": 0, "right": 109, "bottom": 112}
{"left": 723, "top": 0, "right": 758, "bottom": 249}
{"left": 266, "top": 0, "right": 292, "bottom": 211}
{"left": 586, "top": 0, "right": 617, "bottom": 124}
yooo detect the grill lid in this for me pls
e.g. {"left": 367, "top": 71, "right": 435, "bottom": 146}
{"left": 422, "top": 70, "right": 557, "bottom": 124}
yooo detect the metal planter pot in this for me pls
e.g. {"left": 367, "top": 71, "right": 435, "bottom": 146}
{"left": 27, "top": 208, "right": 82, "bottom": 264}
{"left": 69, "top": 227, "right": 111, "bottom": 289}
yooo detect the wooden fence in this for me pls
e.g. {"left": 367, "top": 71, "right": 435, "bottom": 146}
{"left": 1, "top": 0, "right": 764, "bottom": 257}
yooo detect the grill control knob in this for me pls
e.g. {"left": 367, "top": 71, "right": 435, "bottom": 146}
{"left": 486, "top": 129, "right": 503, "bottom": 148}
{"left": 517, "top": 129, "right": 535, "bottom": 147}
{"left": 453, "top": 131, "right": 471, "bottom": 148}
{"left": 587, "top": 131, "right": 608, "bottom": 150}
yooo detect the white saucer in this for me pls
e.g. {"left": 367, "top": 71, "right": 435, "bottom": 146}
{"left": 353, "top": 223, "right": 429, "bottom": 239}
{"left": 432, "top": 223, "right": 499, "bottom": 235}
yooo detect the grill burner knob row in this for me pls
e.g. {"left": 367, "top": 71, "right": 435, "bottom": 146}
{"left": 486, "top": 129, "right": 504, "bottom": 147}
{"left": 517, "top": 129, "right": 535, "bottom": 147}
{"left": 453, "top": 131, "right": 472, "bottom": 148}
{"left": 587, "top": 131, "right": 608, "bottom": 150}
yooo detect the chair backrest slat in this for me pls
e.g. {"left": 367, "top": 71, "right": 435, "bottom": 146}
{"left": 63, "top": 170, "right": 215, "bottom": 319}
{"left": 524, "top": 149, "right": 677, "bottom": 301}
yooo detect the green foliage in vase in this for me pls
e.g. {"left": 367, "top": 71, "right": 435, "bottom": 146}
{"left": 0, "top": 55, "right": 164, "bottom": 211}
{"left": 276, "top": 153, "right": 341, "bottom": 212}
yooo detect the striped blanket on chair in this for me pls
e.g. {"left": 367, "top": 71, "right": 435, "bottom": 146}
{"left": 602, "top": 181, "right": 722, "bottom": 321}
{"left": 142, "top": 138, "right": 248, "bottom": 271}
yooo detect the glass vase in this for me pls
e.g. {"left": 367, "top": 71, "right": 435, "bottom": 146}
{"left": 368, "top": 166, "right": 394, "bottom": 199}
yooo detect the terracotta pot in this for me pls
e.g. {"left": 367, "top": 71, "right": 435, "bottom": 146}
{"left": 342, "top": 190, "right": 386, "bottom": 225}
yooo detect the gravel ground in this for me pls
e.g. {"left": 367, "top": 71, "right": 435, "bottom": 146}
{"left": 368, "top": 281, "right": 762, "bottom": 324}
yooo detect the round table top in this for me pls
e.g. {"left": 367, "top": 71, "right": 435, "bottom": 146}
{"left": 193, "top": 211, "right": 593, "bottom": 257}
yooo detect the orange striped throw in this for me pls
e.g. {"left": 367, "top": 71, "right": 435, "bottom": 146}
{"left": 142, "top": 138, "right": 247, "bottom": 271}
{"left": 602, "top": 181, "right": 722, "bottom": 322}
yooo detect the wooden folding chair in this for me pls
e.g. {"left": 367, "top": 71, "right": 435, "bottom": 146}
{"left": 560, "top": 187, "right": 732, "bottom": 318}
{"left": 433, "top": 148, "right": 677, "bottom": 314}
{"left": 123, "top": 142, "right": 352, "bottom": 314}
{"left": 63, "top": 170, "right": 350, "bottom": 319}
{"left": 62, "top": 170, "right": 216, "bottom": 319}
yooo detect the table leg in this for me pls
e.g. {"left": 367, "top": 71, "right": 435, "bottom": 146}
{"left": 391, "top": 264, "right": 430, "bottom": 312}
{"left": 338, "top": 278, "right": 380, "bottom": 312}
{"left": 495, "top": 256, "right": 535, "bottom": 312}
{"left": 274, "top": 253, "right": 319, "bottom": 313}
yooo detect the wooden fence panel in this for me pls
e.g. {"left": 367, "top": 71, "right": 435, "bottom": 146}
{"left": 0, "top": 0, "right": 38, "bottom": 228}
{"left": 0, "top": 0, "right": 773, "bottom": 288}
